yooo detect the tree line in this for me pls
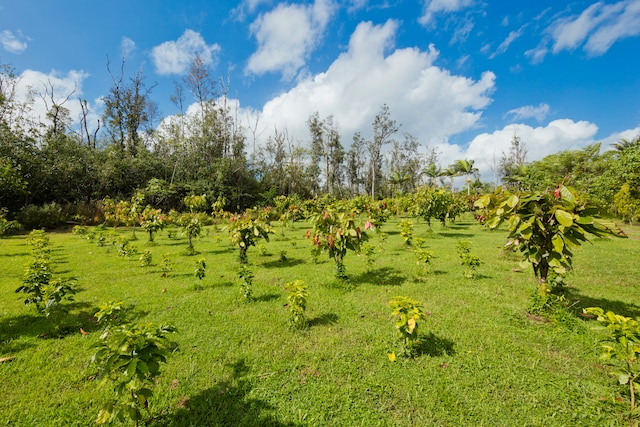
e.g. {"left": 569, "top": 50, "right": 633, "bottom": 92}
{"left": 0, "top": 57, "right": 638, "bottom": 229}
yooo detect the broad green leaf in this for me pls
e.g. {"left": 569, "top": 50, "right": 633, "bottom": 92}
{"left": 555, "top": 209, "right": 574, "bottom": 227}
{"left": 552, "top": 235, "right": 564, "bottom": 254}
{"left": 559, "top": 185, "right": 575, "bottom": 203}
{"left": 506, "top": 195, "right": 519, "bottom": 208}
{"left": 407, "top": 317, "right": 416, "bottom": 333}
{"left": 618, "top": 373, "right": 629, "bottom": 385}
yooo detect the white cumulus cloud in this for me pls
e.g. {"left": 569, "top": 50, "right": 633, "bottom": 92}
{"left": 530, "top": 0, "right": 640, "bottom": 62}
{"left": 13, "top": 69, "right": 99, "bottom": 131}
{"left": 0, "top": 30, "right": 29, "bottom": 54}
{"left": 151, "top": 30, "right": 221, "bottom": 75}
{"left": 419, "top": 0, "right": 475, "bottom": 26}
{"left": 244, "top": 19, "right": 495, "bottom": 156}
{"left": 464, "top": 119, "right": 601, "bottom": 182}
{"left": 504, "top": 103, "right": 550, "bottom": 122}
{"left": 245, "top": 0, "right": 336, "bottom": 79}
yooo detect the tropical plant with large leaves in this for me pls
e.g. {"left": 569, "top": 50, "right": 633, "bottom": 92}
{"left": 307, "top": 205, "right": 370, "bottom": 278}
{"left": 226, "top": 210, "right": 274, "bottom": 264}
{"left": 475, "top": 184, "right": 627, "bottom": 296}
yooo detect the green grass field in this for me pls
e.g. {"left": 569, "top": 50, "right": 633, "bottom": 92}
{"left": 1, "top": 215, "right": 639, "bottom": 426}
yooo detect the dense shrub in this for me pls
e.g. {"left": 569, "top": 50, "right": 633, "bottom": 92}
{"left": 17, "top": 203, "right": 66, "bottom": 230}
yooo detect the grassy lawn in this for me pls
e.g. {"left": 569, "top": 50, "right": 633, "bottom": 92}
{"left": 1, "top": 215, "right": 638, "bottom": 426}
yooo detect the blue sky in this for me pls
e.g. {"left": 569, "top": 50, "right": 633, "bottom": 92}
{"left": 1, "top": 0, "right": 639, "bottom": 180}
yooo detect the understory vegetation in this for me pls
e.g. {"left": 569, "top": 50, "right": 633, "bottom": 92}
{"left": 1, "top": 213, "right": 638, "bottom": 426}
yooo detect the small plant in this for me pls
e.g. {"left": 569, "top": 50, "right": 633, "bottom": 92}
{"left": 584, "top": 307, "right": 640, "bottom": 416}
{"left": 413, "top": 237, "right": 426, "bottom": 248}
{"left": 140, "top": 207, "right": 166, "bottom": 243}
{"left": 237, "top": 265, "right": 254, "bottom": 301}
{"left": 359, "top": 242, "right": 376, "bottom": 272}
{"left": 26, "top": 229, "right": 49, "bottom": 254}
{"left": 414, "top": 247, "right": 434, "bottom": 280}
{"left": 194, "top": 258, "right": 206, "bottom": 280}
{"left": 17, "top": 230, "right": 77, "bottom": 327}
{"left": 94, "top": 301, "right": 127, "bottom": 328}
{"left": 227, "top": 212, "right": 273, "bottom": 264}
{"left": 90, "top": 320, "right": 177, "bottom": 426}
{"left": 116, "top": 237, "right": 137, "bottom": 258}
{"left": 456, "top": 240, "right": 481, "bottom": 279}
{"left": 389, "top": 296, "right": 427, "bottom": 359}
{"left": 258, "top": 244, "right": 269, "bottom": 256}
{"left": 138, "top": 250, "right": 152, "bottom": 267}
{"left": 475, "top": 184, "right": 626, "bottom": 296}
{"left": 179, "top": 215, "right": 202, "bottom": 255}
{"left": 72, "top": 225, "right": 89, "bottom": 237}
{"left": 285, "top": 280, "right": 309, "bottom": 330}
{"left": 160, "top": 254, "right": 173, "bottom": 277}
{"left": 279, "top": 250, "right": 288, "bottom": 262}
{"left": 398, "top": 219, "right": 414, "bottom": 246}
{"left": 0, "top": 207, "right": 20, "bottom": 236}
{"left": 307, "top": 205, "right": 370, "bottom": 279}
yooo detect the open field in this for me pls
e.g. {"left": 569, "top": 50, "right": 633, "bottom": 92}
{"left": 1, "top": 215, "right": 639, "bottom": 426}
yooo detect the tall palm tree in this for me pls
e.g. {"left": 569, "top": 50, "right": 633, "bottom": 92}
{"left": 451, "top": 159, "right": 479, "bottom": 195}
{"left": 611, "top": 137, "right": 640, "bottom": 152}
{"left": 422, "top": 163, "right": 442, "bottom": 187}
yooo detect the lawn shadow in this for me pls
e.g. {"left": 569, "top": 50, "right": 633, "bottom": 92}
{"left": 569, "top": 292, "right": 640, "bottom": 319}
{"left": 150, "top": 358, "right": 300, "bottom": 427}
{"left": 254, "top": 293, "right": 281, "bottom": 303}
{"left": 309, "top": 312, "right": 338, "bottom": 327}
{"left": 415, "top": 332, "right": 456, "bottom": 357}
{"left": 0, "top": 300, "right": 99, "bottom": 342}
{"left": 438, "top": 232, "right": 476, "bottom": 238}
{"left": 206, "top": 248, "right": 235, "bottom": 256}
{"left": 0, "top": 251, "right": 29, "bottom": 257}
{"left": 446, "top": 223, "right": 471, "bottom": 229}
{"left": 353, "top": 267, "right": 407, "bottom": 286}
{"left": 261, "top": 258, "right": 305, "bottom": 269}
{"left": 0, "top": 313, "right": 44, "bottom": 352}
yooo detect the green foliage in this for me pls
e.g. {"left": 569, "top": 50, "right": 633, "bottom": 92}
{"left": 237, "top": 265, "right": 254, "bottom": 301}
{"left": 285, "top": 280, "right": 309, "bottom": 330}
{"left": 16, "top": 230, "right": 77, "bottom": 326}
{"left": 613, "top": 183, "right": 640, "bottom": 224}
{"left": 227, "top": 212, "right": 273, "bottom": 264}
{"left": 0, "top": 207, "right": 20, "bottom": 235}
{"left": 475, "top": 184, "right": 626, "bottom": 295}
{"left": 358, "top": 242, "right": 376, "bottom": 272}
{"left": 184, "top": 194, "right": 208, "bottom": 213}
{"left": 138, "top": 250, "right": 152, "bottom": 267}
{"left": 90, "top": 320, "right": 177, "bottom": 426}
{"left": 584, "top": 307, "right": 640, "bottom": 415}
{"left": 139, "top": 207, "right": 166, "bottom": 242}
{"left": 194, "top": 258, "right": 206, "bottom": 280}
{"left": 94, "top": 301, "right": 127, "bottom": 328}
{"left": 456, "top": 240, "right": 481, "bottom": 279}
{"left": 159, "top": 254, "right": 172, "bottom": 277}
{"left": 177, "top": 214, "right": 202, "bottom": 254}
{"left": 412, "top": 187, "right": 454, "bottom": 227}
{"left": 388, "top": 296, "right": 427, "bottom": 359}
{"left": 16, "top": 202, "right": 64, "bottom": 230}
{"left": 398, "top": 219, "right": 414, "bottom": 245}
{"left": 116, "top": 237, "right": 137, "bottom": 258}
{"left": 307, "top": 205, "right": 369, "bottom": 278}
{"left": 413, "top": 247, "right": 434, "bottom": 280}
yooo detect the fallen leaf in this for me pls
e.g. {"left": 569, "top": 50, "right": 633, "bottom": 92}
{"left": 80, "top": 328, "right": 89, "bottom": 336}
{"left": 0, "top": 356, "right": 15, "bottom": 363}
